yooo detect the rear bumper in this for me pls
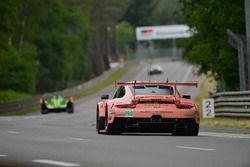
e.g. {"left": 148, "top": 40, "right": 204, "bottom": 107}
{"left": 112, "top": 117, "right": 197, "bottom": 133}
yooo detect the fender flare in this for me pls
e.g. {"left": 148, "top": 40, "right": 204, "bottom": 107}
{"left": 194, "top": 104, "right": 200, "bottom": 124}
{"left": 97, "top": 102, "right": 107, "bottom": 117}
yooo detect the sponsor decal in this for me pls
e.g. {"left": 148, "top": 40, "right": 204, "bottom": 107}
{"left": 140, "top": 28, "right": 153, "bottom": 37}
{"left": 125, "top": 110, "right": 133, "bottom": 117}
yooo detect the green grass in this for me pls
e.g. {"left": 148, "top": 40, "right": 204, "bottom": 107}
{"left": 0, "top": 107, "right": 39, "bottom": 116}
{"left": 75, "top": 65, "right": 132, "bottom": 98}
{"left": 1, "top": 65, "right": 133, "bottom": 116}
{"left": 0, "top": 90, "right": 31, "bottom": 103}
{"left": 197, "top": 74, "right": 250, "bottom": 130}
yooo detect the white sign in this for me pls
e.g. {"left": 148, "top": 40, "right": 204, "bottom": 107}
{"left": 136, "top": 25, "right": 193, "bottom": 41}
{"left": 202, "top": 99, "right": 215, "bottom": 118}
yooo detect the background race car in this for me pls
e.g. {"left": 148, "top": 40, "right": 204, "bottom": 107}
{"left": 40, "top": 95, "right": 74, "bottom": 114}
{"left": 148, "top": 65, "right": 163, "bottom": 75}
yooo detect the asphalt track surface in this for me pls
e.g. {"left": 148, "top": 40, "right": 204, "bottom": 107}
{"left": 0, "top": 59, "right": 250, "bottom": 167}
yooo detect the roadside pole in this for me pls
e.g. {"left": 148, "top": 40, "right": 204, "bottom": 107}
{"left": 246, "top": 0, "right": 250, "bottom": 89}
{"left": 227, "top": 29, "right": 246, "bottom": 91}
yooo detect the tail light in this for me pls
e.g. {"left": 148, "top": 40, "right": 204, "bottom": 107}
{"left": 70, "top": 96, "right": 74, "bottom": 102}
{"left": 39, "top": 98, "right": 44, "bottom": 104}
{"left": 176, "top": 103, "right": 194, "bottom": 109}
{"left": 115, "top": 103, "right": 136, "bottom": 108}
{"left": 175, "top": 99, "right": 194, "bottom": 109}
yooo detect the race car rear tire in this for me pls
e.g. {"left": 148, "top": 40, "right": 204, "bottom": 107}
{"left": 106, "top": 119, "right": 122, "bottom": 135}
{"left": 104, "top": 105, "right": 122, "bottom": 135}
{"left": 96, "top": 106, "right": 106, "bottom": 134}
{"left": 97, "top": 117, "right": 105, "bottom": 134}
{"left": 67, "top": 102, "right": 74, "bottom": 114}
{"left": 41, "top": 103, "right": 48, "bottom": 114}
{"left": 172, "top": 128, "right": 185, "bottom": 136}
{"left": 186, "top": 120, "right": 199, "bottom": 136}
{"left": 105, "top": 118, "right": 122, "bottom": 135}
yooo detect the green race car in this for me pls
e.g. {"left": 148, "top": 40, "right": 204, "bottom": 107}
{"left": 40, "top": 95, "right": 74, "bottom": 114}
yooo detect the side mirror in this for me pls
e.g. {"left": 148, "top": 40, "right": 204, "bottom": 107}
{"left": 182, "top": 95, "right": 191, "bottom": 99}
{"left": 101, "top": 94, "right": 109, "bottom": 100}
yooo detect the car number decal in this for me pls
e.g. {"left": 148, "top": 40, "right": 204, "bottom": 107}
{"left": 125, "top": 110, "right": 133, "bottom": 117}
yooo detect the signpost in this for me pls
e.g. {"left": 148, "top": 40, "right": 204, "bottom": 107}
{"left": 135, "top": 25, "right": 193, "bottom": 60}
{"left": 202, "top": 99, "right": 215, "bottom": 118}
{"left": 136, "top": 25, "right": 193, "bottom": 41}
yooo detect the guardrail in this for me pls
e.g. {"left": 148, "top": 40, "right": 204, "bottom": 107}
{"left": 0, "top": 66, "right": 121, "bottom": 114}
{"left": 213, "top": 91, "right": 250, "bottom": 117}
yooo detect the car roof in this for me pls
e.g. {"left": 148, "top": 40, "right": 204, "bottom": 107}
{"left": 151, "top": 65, "right": 163, "bottom": 69}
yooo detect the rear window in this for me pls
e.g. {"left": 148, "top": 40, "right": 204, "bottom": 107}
{"left": 132, "top": 85, "right": 173, "bottom": 95}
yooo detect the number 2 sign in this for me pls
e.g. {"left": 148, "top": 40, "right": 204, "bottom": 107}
{"left": 202, "top": 99, "right": 215, "bottom": 118}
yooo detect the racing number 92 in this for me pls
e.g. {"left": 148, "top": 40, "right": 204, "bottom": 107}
{"left": 205, "top": 100, "right": 212, "bottom": 116}
{"left": 202, "top": 99, "right": 214, "bottom": 118}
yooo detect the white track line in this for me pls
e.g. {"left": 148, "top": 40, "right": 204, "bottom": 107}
{"left": 200, "top": 132, "right": 250, "bottom": 139}
{"left": 32, "top": 159, "right": 80, "bottom": 167}
{"left": 181, "top": 66, "right": 193, "bottom": 83}
{"left": 23, "top": 116, "right": 41, "bottom": 120}
{"left": 7, "top": 131, "right": 21, "bottom": 134}
{"left": 0, "top": 154, "right": 8, "bottom": 157}
{"left": 135, "top": 66, "right": 148, "bottom": 80}
{"left": 70, "top": 137, "right": 92, "bottom": 142}
{"left": 178, "top": 66, "right": 193, "bottom": 92}
{"left": 176, "top": 146, "right": 215, "bottom": 151}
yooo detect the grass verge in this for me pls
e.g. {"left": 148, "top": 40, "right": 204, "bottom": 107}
{"left": 75, "top": 64, "right": 132, "bottom": 98}
{"left": 0, "top": 107, "right": 39, "bottom": 116}
{"left": 197, "top": 74, "right": 250, "bottom": 130}
{"left": 1, "top": 64, "right": 133, "bottom": 116}
{"left": 0, "top": 90, "right": 31, "bottom": 103}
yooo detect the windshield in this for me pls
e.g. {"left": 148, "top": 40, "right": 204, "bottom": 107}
{"left": 132, "top": 85, "right": 174, "bottom": 95}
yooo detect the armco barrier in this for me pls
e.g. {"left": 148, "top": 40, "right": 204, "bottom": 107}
{"left": 0, "top": 66, "right": 121, "bottom": 114}
{"left": 213, "top": 91, "right": 250, "bottom": 117}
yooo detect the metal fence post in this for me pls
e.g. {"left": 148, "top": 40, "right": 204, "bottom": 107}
{"left": 227, "top": 29, "right": 246, "bottom": 91}
{"left": 245, "top": 0, "right": 250, "bottom": 89}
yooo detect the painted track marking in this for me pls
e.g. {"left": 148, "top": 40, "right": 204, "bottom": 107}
{"left": 200, "top": 132, "right": 250, "bottom": 139}
{"left": 7, "top": 131, "right": 21, "bottom": 134}
{"left": 0, "top": 154, "right": 8, "bottom": 157}
{"left": 32, "top": 159, "right": 80, "bottom": 167}
{"left": 181, "top": 66, "right": 193, "bottom": 83}
{"left": 176, "top": 146, "right": 215, "bottom": 151}
{"left": 70, "top": 137, "right": 92, "bottom": 142}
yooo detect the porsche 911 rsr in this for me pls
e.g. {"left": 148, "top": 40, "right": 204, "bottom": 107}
{"left": 96, "top": 81, "right": 199, "bottom": 136}
{"left": 40, "top": 95, "right": 74, "bottom": 114}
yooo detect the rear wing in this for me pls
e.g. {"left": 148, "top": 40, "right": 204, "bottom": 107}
{"left": 115, "top": 81, "right": 198, "bottom": 88}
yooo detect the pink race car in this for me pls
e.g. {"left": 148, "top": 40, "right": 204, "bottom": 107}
{"left": 96, "top": 81, "right": 199, "bottom": 136}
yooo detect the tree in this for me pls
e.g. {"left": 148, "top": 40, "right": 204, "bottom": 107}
{"left": 151, "top": 0, "right": 184, "bottom": 25}
{"left": 34, "top": 0, "right": 92, "bottom": 92}
{"left": 89, "top": 0, "right": 131, "bottom": 75}
{"left": 0, "top": 0, "right": 39, "bottom": 94}
{"left": 123, "top": 0, "right": 157, "bottom": 27}
{"left": 180, "top": 0, "right": 245, "bottom": 91}
{"left": 116, "top": 21, "right": 135, "bottom": 56}
{"left": 0, "top": 0, "right": 188, "bottom": 101}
